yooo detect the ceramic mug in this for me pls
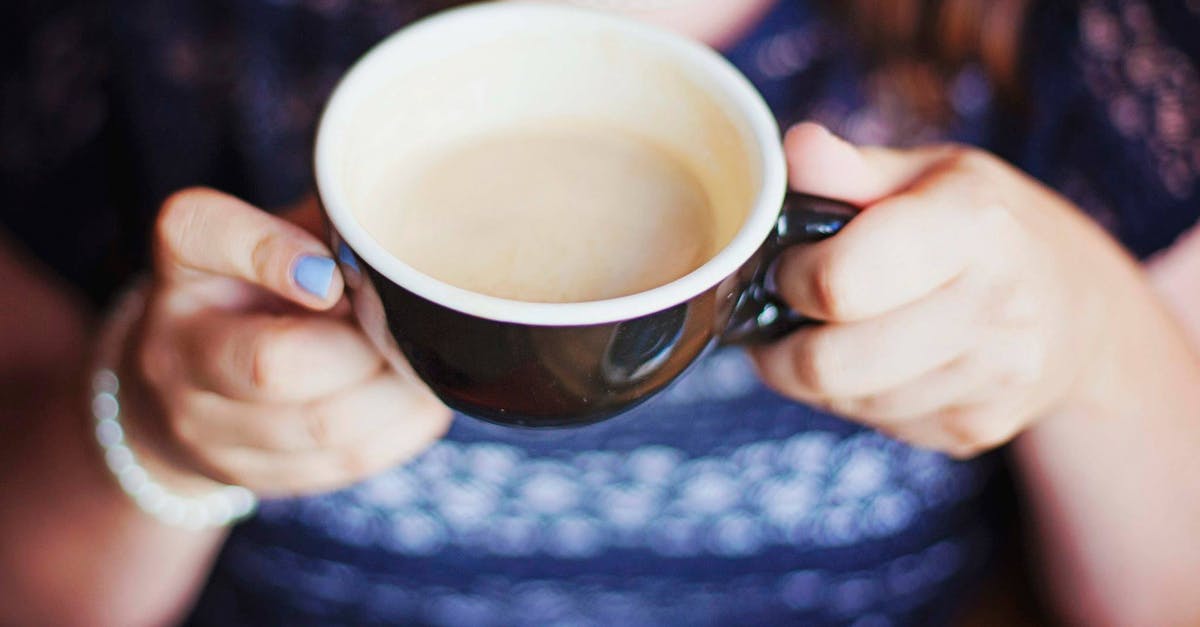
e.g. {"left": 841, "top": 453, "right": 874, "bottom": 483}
{"left": 315, "top": 2, "right": 856, "bottom": 427}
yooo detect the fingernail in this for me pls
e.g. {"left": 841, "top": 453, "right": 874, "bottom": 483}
{"left": 337, "top": 242, "right": 359, "bottom": 272}
{"left": 293, "top": 255, "right": 336, "bottom": 299}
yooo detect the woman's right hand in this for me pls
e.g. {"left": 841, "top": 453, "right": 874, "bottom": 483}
{"left": 119, "top": 187, "right": 452, "bottom": 497}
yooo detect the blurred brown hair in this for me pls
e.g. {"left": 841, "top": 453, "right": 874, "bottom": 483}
{"left": 824, "top": 0, "right": 1031, "bottom": 120}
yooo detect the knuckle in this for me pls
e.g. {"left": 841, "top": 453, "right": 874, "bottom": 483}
{"left": 791, "top": 332, "right": 845, "bottom": 395}
{"left": 246, "top": 345, "right": 276, "bottom": 396}
{"left": 339, "top": 448, "right": 381, "bottom": 480}
{"left": 165, "top": 412, "right": 199, "bottom": 448}
{"left": 996, "top": 336, "right": 1047, "bottom": 387}
{"left": 856, "top": 395, "right": 914, "bottom": 423}
{"left": 945, "top": 146, "right": 996, "bottom": 173}
{"left": 936, "top": 146, "right": 996, "bottom": 189}
{"left": 136, "top": 338, "right": 171, "bottom": 387}
{"left": 969, "top": 201, "right": 1021, "bottom": 246}
{"left": 254, "top": 415, "right": 300, "bottom": 451}
{"left": 823, "top": 396, "right": 861, "bottom": 419}
{"left": 751, "top": 350, "right": 794, "bottom": 398}
{"left": 881, "top": 425, "right": 944, "bottom": 454}
{"left": 246, "top": 321, "right": 301, "bottom": 396}
{"left": 301, "top": 408, "right": 340, "bottom": 449}
{"left": 426, "top": 402, "right": 454, "bottom": 436}
{"left": 249, "top": 234, "right": 277, "bottom": 283}
{"left": 158, "top": 394, "right": 204, "bottom": 450}
{"left": 191, "top": 453, "right": 243, "bottom": 488}
{"left": 407, "top": 395, "right": 454, "bottom": 443}
{"left": 418, "top": 411, "right": 454, "bottom": 450}
{"left": 990, "top": 283, "right": 1040, "bottom": 326}
{"left": 1017, "top": 341, "right": 1049, "bottom": 383}
{"left": 940, "top": 410, "right": 1014, "bottom": 458}
{"left": 164, "top": 389, "right": 220, "bottom": 450}
{"left": 155, "top": 188, "right": 208, "bottom": 254}
{"left": 245, "top": 225, "right": 293, "bottom": 287}
{"left": 979, "top": 427, "right": 1017, "bottom": 451}
{"left": 809, "top": 254, "right": 858, "bottom": 320}
{"left": 340, "top": 411, "right": 445, "bottom": 481}
{"left": 944, "top": 442, "right": 982, "bottom": 460}
{"left": 903, "top": 433, "right": 949, "bottom": 456}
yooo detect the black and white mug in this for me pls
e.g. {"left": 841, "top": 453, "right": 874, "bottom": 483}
{"left": 315, "top": 2, "right": 856, "bottom": 428}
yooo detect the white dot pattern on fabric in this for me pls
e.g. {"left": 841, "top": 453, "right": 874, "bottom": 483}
{"left": 261, "top": 429, "right": 977, "bottom": 559}
{"left": 1080, "top": 0, "right": 1200, "bottom": 199}
{"left": 654, "top": 348, "right": 763, "bottom": 404}
{"left": 222, "top": 530, "right": 985, "bottom": 626}
{"left": 162, "top": 2, "right": 1049, "bottom": 622}
{"left": 754, "top": 26, "right": 824, "bottom": 80}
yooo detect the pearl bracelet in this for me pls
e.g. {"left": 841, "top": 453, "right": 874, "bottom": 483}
{"left": 91, "top": 280, "right": 257, "bottom": 530}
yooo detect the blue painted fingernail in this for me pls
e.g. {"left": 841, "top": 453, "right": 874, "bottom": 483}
{"left": 337, "top": 242, "right": 359, "bottom": 272}
{"left": 293, "top": 255, "right": 336, "bottom": 299}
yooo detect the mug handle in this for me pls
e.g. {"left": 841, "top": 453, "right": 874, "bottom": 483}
{"left": 720, "top": 192, "right": 858, "bottom": 346}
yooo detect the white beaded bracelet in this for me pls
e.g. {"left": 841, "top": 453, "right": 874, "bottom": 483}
{"left": 91, "top": 280, "right": 257, "bottom": 530}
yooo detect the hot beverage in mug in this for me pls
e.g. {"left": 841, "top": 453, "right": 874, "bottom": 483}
{"left": 359, "top": 124, "right": 720, "bottom": 303}
{"left": 316, "top": 3, "right": 856, "bottom": 427}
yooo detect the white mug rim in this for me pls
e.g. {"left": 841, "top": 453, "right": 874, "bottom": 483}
{"left": 315, "top": 1, "right": 788, "bottom": 326}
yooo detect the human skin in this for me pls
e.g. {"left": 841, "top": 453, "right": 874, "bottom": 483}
{"left": 2, "top": 3, "right": 1199, "bottom": 625}
{"left": 754, "top": 125, "right": 1200, "bottom": 626}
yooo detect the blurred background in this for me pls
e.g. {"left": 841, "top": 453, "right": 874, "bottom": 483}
{"left": 2, "top": 1, "right": 1197, "bottom": 625}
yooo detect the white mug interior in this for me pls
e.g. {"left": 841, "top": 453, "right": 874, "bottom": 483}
{"left": 315, "top": 1, "right": 788, "bottom": 326}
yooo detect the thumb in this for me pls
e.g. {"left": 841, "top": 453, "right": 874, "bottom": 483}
{"left": 784, "top": 122, "right": 951, "bottom": 205}
{"left": 155, "top": 187, "right": 344, "bottom": 310}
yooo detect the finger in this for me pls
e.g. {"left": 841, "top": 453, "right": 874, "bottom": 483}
{"left": 784, "top": 122, "right": 954, "bottom": 204}
{"left": 179, "top": 311, "right": 384, "bottom": 402}
{"left": 193, "top": 397, "right": 452, "bottom": 496}
{"left": 774, "top": 162, "right": 999, "bottom": 322}
{"left": 171, "top": 371, "right": 423, "bottom": 452}
{"left": 885, "top": 403, "right": 1024, "bottom": 460}
{"left": 751, "top": 273, "right": 985, "bottom": 400}
{"left": 155, "top": 187, "right": 343, "bottom": 309}
{"left": 830, "top": 354, "right": 994, "bottom": 423}
{"left": 957, "top": 329, "right": 1048, "bottom": 405}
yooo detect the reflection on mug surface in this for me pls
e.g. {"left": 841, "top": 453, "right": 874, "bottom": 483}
{"left": 318, "top": 4, "right": 855, "bottom": 427}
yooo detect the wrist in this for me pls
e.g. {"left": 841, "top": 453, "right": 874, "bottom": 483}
{"left": 104, "top": 388, "right": 226, "bottom": 497}
{"left": 100, "top": 281, "right": 216, "bottom": 492}
{"left": 111, "top": 353, "right": 225, "bottom": 496}
{"left": 90, "top": 278, "right": 256, "bottom": 529}
{"left": 1058, "top": 237, "right": 1188, "bottom": 417}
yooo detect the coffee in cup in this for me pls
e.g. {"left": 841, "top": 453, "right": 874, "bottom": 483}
{"left": 358, "top": 123, "right": 720, "bottom": 303}
{"left": 316, "top": 2, "right": 857, "bottom": 427}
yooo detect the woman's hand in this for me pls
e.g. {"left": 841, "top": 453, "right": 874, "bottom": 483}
{"left": 752, "top": 123, "right": 1126, "bottom": 458}
{"left": 120, "top": 188, "right": 452, "bottom": 496}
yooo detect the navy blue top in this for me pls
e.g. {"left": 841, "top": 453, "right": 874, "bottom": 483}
{"left": 2, "top": 1, "right": 1198, "bottom": 625}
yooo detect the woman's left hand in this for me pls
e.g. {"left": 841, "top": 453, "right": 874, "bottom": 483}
{"left": 751, "top": 123, "right": 1129, "bottom": 458}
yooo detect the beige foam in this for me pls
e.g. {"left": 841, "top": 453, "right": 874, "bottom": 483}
{"left": 361, "top": 125, "right": 717, "bottom": 303}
